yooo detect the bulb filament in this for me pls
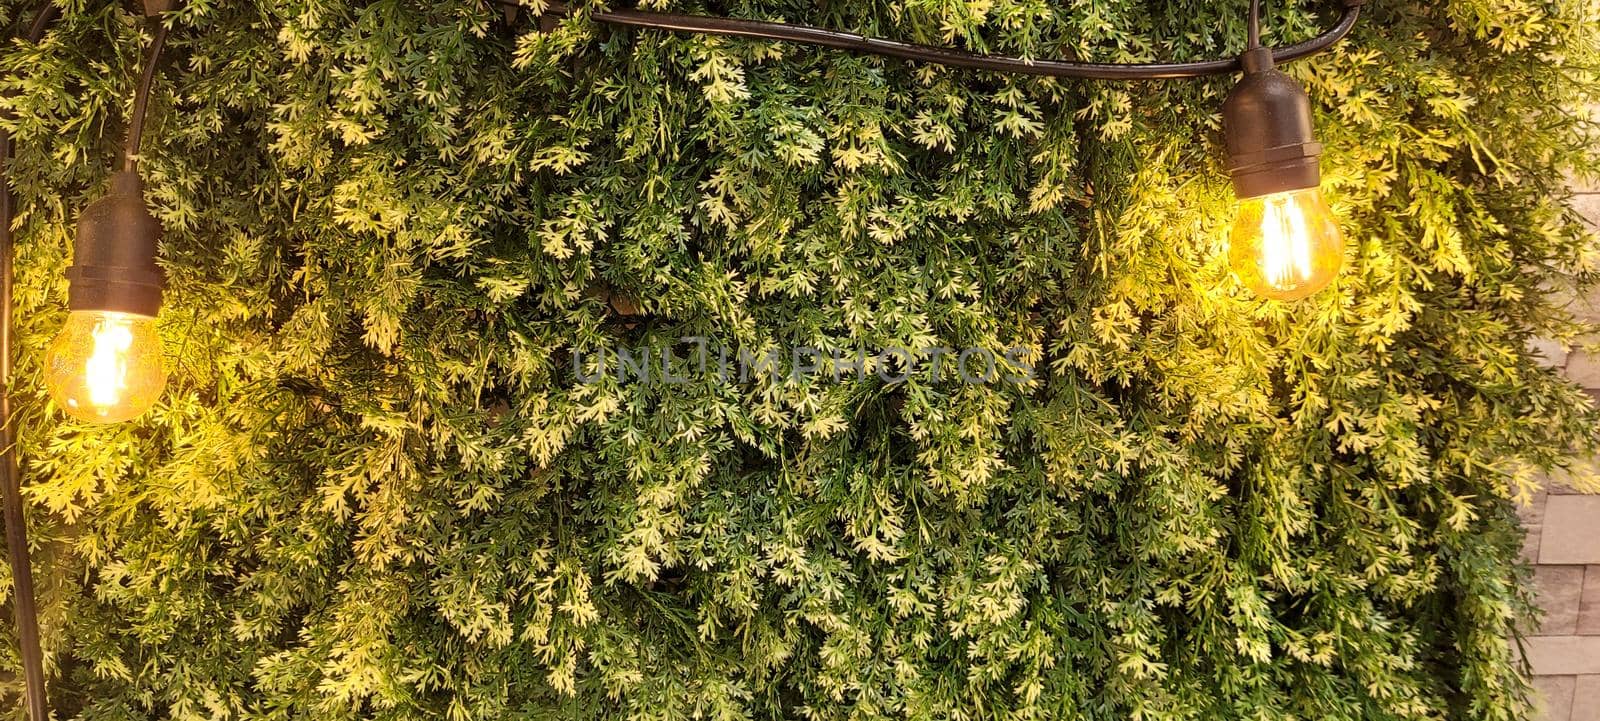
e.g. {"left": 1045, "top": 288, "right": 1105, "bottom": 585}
{"left": 84, "top": 316, "right": 135, "bottom": 410}
{"left": 1259, "top": 192, "right": 1316, "bottom": 291}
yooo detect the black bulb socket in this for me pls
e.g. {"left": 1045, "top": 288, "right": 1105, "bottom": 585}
{"left": 1222, "top": 47, "right": 1323, "bottom": 200}
{"left": 65, "top": 171, "right": 163, "bottom": 317}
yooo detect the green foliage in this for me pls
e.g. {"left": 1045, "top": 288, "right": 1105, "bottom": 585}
{"left": 2, "top": 0, "right": 1599, "bottom": 718}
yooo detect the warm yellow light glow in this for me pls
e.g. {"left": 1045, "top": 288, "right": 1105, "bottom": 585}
{"left": 44, "top": 311, "right": 166, "bottom": 424}
{"left": 1228, "top": 187, "right": 1344, "bottom": 301}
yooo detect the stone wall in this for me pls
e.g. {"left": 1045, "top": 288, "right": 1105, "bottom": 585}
{"left": 1521, "top": 161, "right": 1600, "bottom": 721}
{"left": 1522, "top": 487, "right": 1600, "bottom": 721}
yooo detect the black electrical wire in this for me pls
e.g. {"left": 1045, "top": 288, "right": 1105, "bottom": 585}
{"left": 508, "top": 0, "right": 1361, "bottom": 79}
{"left": 124, "top": 19, "right": 168, "bottom": 172}
{"left": 1, "top": 4, "right": 62, "bottom": 718}
{"left": 1248, "top": 0, "right": 1263, "bottom": 50}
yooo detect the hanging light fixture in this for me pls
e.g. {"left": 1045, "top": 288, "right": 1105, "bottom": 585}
{"left": 43, "top": 170, "right": 167, "bottom": 423}
{"left": 41, "top": 20, "right": 170, "bottom": 423}
{"left": 1221, "top": 7, "right": 1345, "bottom": 301}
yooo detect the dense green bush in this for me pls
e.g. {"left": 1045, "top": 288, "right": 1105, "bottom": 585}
{"left": 2, "top": 0, "right": 1599, "bottom": 718}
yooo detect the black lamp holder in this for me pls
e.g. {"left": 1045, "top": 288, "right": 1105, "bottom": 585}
{"left": 66, "top": 171, "right": 164, "bottom": 317}
{"left": 64, "top": 16, "right": 169, "bottom": 319}
{"left": 1222, "top": 47, "right": 1325, "bottom": 199}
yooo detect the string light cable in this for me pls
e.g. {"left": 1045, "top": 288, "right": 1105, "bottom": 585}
{"left": 498, "top": 0, "right": 1363, "bottom": 79}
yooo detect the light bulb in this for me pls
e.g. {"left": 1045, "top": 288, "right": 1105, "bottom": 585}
{"left": 44, "top": 310, "right": 166, "bottom": 424}
{"left": 1228, "top": 187, "right": 1344, "bottom": 301}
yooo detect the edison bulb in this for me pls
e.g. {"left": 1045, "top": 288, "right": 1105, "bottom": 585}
{"left": 1228, "top": 187, "right": 1344, "bottom": 301}
{"left": 44, "top": 311, "right": 166, "bottom": 423}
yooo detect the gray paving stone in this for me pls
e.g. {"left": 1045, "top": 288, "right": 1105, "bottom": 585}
{"left": 1543, "top": 496, "right": 1600, "bottom": 564}
{"left": 1571, "top": 676, "right": 1600, "bottom": 721}
{"left": 1580, "top": 567, "right": 1600, "bottom": 636}
{"left": 1574, "top": 193, "right": 1600, "bottom": 229}
{"left": 1565, "top": 351, "right": 1600, "bottom": 390}
{"left": 1526, "top": 637, "right": 1600, "bottom": 675}
{"left": 1534, "top": 675, "right": 1577, "bottom": 721}
{"left": 1532, "top": 337, "right": 1572, "bottom": 369}
{"left": 1537, "top": 566, "right": 1587, "bottom": 635}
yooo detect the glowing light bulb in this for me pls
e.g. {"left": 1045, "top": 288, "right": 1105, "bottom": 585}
{"left": 1228, "top": 187, "right": 1345, "bottom": 301}
{"left": 44, "top": 311, "right": 166, "bottom": 423}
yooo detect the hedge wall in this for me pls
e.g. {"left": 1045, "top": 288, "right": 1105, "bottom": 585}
{"left": 2, "top": 0, "right": 1599, "bottom": 718}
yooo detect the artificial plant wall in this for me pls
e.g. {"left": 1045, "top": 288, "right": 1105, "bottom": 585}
{"left": 2, "top": 0, "right": 1599, "bottom": 718}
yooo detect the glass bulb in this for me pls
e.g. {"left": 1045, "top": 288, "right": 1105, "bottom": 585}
{"left": 44, "top": 310, "right": 166, "bottom": 424}
{"left": 1228, "top": 187, "right": 1344, "bottom": 301}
